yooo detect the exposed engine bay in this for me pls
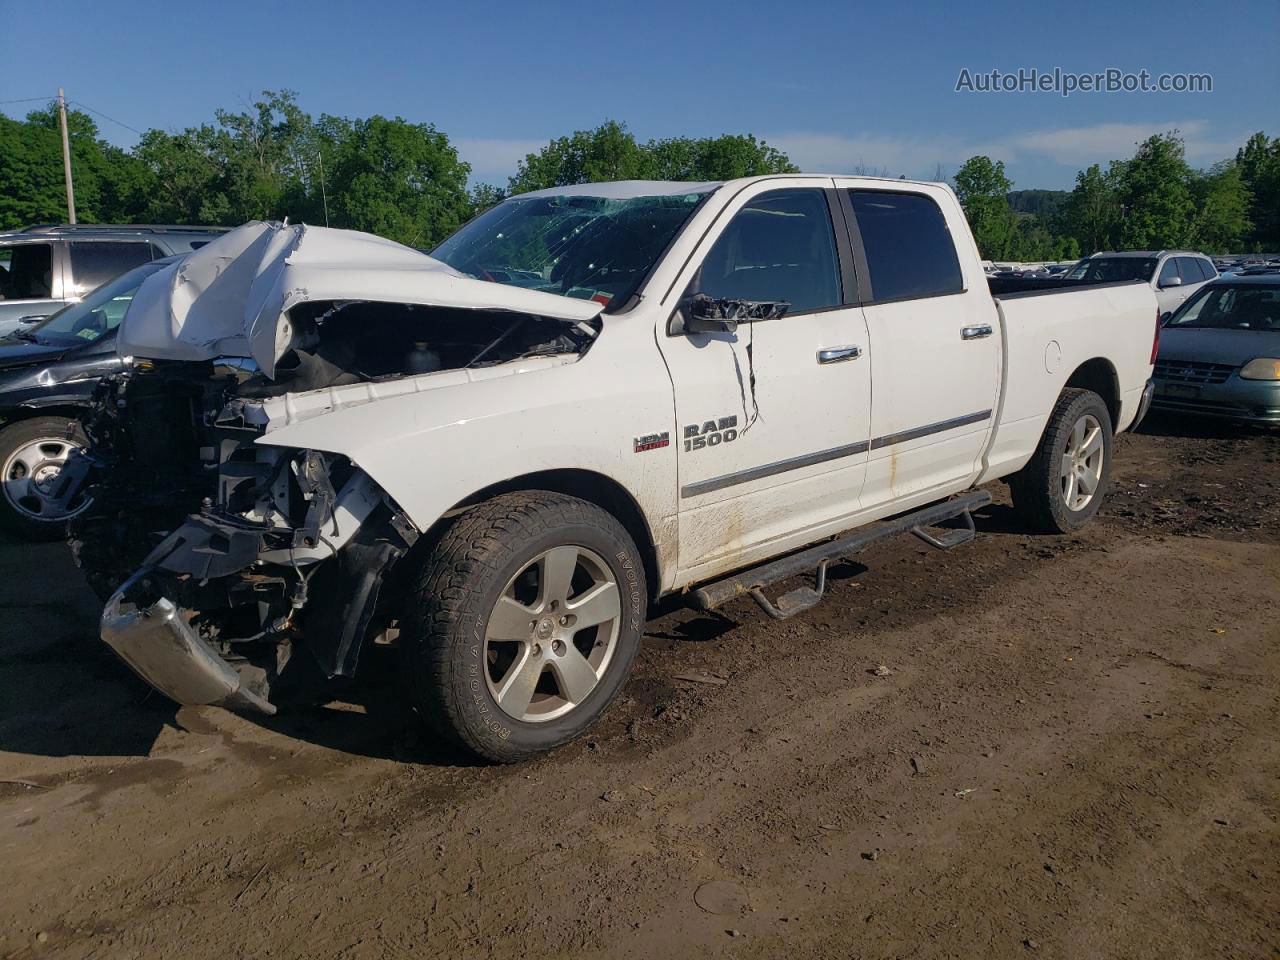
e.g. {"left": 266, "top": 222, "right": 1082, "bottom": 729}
{"left": 74, "top": 300, "right": 596, "bottom": 709}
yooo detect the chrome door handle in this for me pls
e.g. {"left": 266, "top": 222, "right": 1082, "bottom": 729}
{"left": 817, "top": 345, "right": 862, "bottom": 364}
{"left": 961, "top": 325, "right": 993, "bottom": 340}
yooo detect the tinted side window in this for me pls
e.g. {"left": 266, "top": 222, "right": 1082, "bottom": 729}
{"left": 847, "top": 190, "right": 963, "bottom": 301}
{"left": 1158, "top": 259, "right": 1179, "bottom": 285}
{"left": 0, "top": 243, "right": 54, "bottom": 299}
{"left": 1175, "top": 257, "right": 1202, "bottom": 283}
{"left": 697, "top": 189, "right": 841, "bottom": 313}
{"left": 69, "top": 241, "right": 154, "bottom": 293}
{"left": 1198, "top": 258, "right": 1217, "bottom": 281}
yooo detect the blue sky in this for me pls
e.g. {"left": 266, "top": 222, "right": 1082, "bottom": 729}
{"left": 3, "top": 0, "right": 1276, "bottom": 190}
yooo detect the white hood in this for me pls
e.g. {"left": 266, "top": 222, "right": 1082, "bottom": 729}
{"left": 118, "top": 221, "right": 604, "bottom": 378}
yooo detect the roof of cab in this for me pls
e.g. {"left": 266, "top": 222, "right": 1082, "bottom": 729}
{"left": 512, "top": 174, "right": 951, "bottom": 201}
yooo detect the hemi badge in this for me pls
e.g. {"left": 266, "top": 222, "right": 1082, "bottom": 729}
{"left": 634, "top": 432, "right": 670, "bottom": 453}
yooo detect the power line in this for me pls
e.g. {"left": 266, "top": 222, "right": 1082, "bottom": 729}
{"left": 0, "top": 96, "right": 55, "bottom": 106}
{"left": 69, "top": 100, "right": 145, "bottom": 136}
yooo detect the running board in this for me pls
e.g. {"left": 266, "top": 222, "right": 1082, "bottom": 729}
{"left": 692, "top": 490, "right": 992, "bottom": 620}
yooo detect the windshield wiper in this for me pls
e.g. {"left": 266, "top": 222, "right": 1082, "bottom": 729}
{"left": 7, "top": 329, "right": 41, "bottom": 343}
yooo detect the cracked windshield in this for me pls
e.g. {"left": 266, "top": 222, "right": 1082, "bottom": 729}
{"left": 431, "top": 191, "right": 708, "bottom": 308}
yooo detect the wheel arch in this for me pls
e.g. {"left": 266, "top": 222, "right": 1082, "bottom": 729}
{"left": 442, "top": 469, "right": 664, "bottom": 603}
{"left": 0, "top": 402, "right": 90, "bottom": 431}
{"left": 1063, "top": 357, "right": 1120, "bottom": 431}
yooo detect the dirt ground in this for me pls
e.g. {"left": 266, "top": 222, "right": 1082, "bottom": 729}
{"left": 2, "top": 414, "right": 1277, "bottom": 960}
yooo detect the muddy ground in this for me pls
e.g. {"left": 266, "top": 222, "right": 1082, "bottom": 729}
{"left": 1, "top": 414, "right": 1277, "bottom": 960}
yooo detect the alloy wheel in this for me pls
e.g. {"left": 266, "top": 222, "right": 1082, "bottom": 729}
{"left": 483, "top": 544, "right": 622, "bottom": 723}
{"left": 1060, "top": 414, "right": 1104, "bottom": 512}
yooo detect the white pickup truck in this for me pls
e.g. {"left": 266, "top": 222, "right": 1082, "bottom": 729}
{"left": 80, "top": 175, "right": 1157, "bottom": 761}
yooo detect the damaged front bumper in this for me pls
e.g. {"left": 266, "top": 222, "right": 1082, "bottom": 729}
{"left": 101, "top": 570, "right": 277, "bottom": 715}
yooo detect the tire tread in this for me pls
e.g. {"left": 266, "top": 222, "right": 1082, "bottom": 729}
{"left": 405, "top": 491, "right": 642, "bottom": 763}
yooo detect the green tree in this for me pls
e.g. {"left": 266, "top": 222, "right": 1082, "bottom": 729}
{"left": 1060, "top": 163, "right": 1124, "bottom": 254}
{"left": 0, "top": 106, "right": 150, "bottom": 229}
{"left": 135, "top": 90, "right": 318, "bottom": 225}
{"left": 1235, "top": 132, "right": 1280, "bottom": 250}
{"left": 953, "top": 156, "right": 1016, "bottom": 259}
{"left": 509, "top": 120, "right": 650, "bottom": 193}
{"left": 466, "top": 182, "right": 507, "bottom": 216}
{"left": 320, "top": 114, "right": 473, "bottom": 247}
{"left": 1190, "top": 163, "right": 1251, "bottom": 252}
{"left": 134, "top": 124, "right": 236, "bottom": 224}
{"left": 1117, "top": 133, "right": 1196, "bottom": 249}
{"left": 508, "top": 121, "right": 798, "bottom": 193}
{"left": 644, "top": 134, "right": 798, "bottom": 180}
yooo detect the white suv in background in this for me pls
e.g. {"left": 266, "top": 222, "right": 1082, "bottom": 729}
{"left": 1067, "top": 250, "right": 1218, "bottom": 318}
{"left": 0, "top": 224, "right": 228, "bottom": 336}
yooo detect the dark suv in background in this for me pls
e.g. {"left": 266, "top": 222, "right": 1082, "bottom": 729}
{"left": 0, "top": 253, "right": 198, "bottom": 539}
{"left": 0, "top": 224, "right": 227, "bottom": 336}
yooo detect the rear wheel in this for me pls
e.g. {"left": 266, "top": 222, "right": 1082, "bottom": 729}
{"left": 0, "top": 416, "right": 92, "bottom": 541}
{"left": 403, "top": 491, "right": 647, "bottom": 762}
{"left": 1010, "top": 388, "right": 1113, "bottom": 533}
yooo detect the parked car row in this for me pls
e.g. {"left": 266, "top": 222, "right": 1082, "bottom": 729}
{"left": 1152, "top": 273, "right": 1280, "bottom": 424}
{"left": 1066, "top": 250, "right": 1219, "bottom": 317}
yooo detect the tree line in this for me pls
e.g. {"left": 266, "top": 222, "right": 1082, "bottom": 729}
{"left": 954, "top": 131, "right": 1278, "bottom": 261}
{"left": 1, "top": 90, "right": 1275, "bottom": 257}
{"left": 0, "top": 92, "right": 795, "bottom": 248}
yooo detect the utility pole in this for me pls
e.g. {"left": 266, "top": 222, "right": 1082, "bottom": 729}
{"left": 57, "top": 88, "right": 76, "bottom": 224}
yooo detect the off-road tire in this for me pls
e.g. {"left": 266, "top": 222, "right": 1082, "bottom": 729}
{"left": 1010, "top": 388, "right": 1113, "bottom": 534}
{"left": 402, "top": 491, "right": 647, "bottom": 763}
{"left": 0, "top": 416, "right": 90, "bottom": 541}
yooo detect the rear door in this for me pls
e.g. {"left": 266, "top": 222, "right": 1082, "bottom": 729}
{"left": 833, "top": 183, "right": 1000, "bottom": 508}
{"left": 656, "top": 181, "right": 873, "bottom": 579}
{"left": 0, "top": 241, "right": 63, "bottom": 333}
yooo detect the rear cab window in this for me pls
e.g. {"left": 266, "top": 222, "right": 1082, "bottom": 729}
{"left": 0, "top": 243, "right": 55, "bottom": 300}
{"left": 845, "top": 190, "right": 963, "bottom": 302}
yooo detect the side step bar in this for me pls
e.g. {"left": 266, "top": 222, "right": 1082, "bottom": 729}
{"left": 692, "top": 490, "right": 992, "bottom": 620}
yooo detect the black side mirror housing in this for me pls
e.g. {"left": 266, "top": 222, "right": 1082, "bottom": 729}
{"left": 677, "top": 293, "right": 790, "bottom": 334}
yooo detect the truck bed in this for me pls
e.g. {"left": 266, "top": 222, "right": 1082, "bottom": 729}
{"left": 987, "top": 276, "right": 1144, "bottom": 298}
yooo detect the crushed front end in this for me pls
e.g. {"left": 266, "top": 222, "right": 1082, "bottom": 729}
{"left": 79, "top": 358, "right": 419, "bottom": 714}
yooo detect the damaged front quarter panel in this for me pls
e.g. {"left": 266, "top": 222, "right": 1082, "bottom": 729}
{"left": 100, "top": 432, "right": 420, "bottom": 713}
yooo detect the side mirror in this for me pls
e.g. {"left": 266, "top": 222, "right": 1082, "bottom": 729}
{"left": 680, "top": 293, "right": 790, "bottom": 334}
{"left": 1160, "top": 311, "right": 1172, "bottom": 325}
{"left": 1159, "top": 275, "right": 1182, "bottom": 289}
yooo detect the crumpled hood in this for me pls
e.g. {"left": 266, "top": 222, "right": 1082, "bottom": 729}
{"left": 117, "top": 221, "right": 604, "bottom": 378}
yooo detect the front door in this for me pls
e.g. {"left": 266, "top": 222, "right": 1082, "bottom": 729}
{"left": 656, "top": 183, "right": 872, "bottom": 582}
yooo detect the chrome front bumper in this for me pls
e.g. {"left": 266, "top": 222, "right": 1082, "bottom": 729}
{"left": 1129, "top": 378, "right": 1155, "bottom": 431}
{"left": 101, "top": 576, "right": 276, "bottom": 715}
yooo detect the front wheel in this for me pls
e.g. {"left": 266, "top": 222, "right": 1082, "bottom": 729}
{"left": 0, "top": 416, "right": 93, "bottom": 541}
{"left": 1010, "top": 388, "right": 1113, "bottom": 534}
{"left": 402, "top": 491, "right": 647, "bottom": 763}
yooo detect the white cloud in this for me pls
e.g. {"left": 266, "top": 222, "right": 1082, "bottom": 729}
{"left": 453, "top": 120, "right": 1246, "bottom": 188}
{"left": 454, "top": 136, "right": 546, "bottom": 185}
{"left": 766, "top": 119, "right": 1241, "bottom": 181}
